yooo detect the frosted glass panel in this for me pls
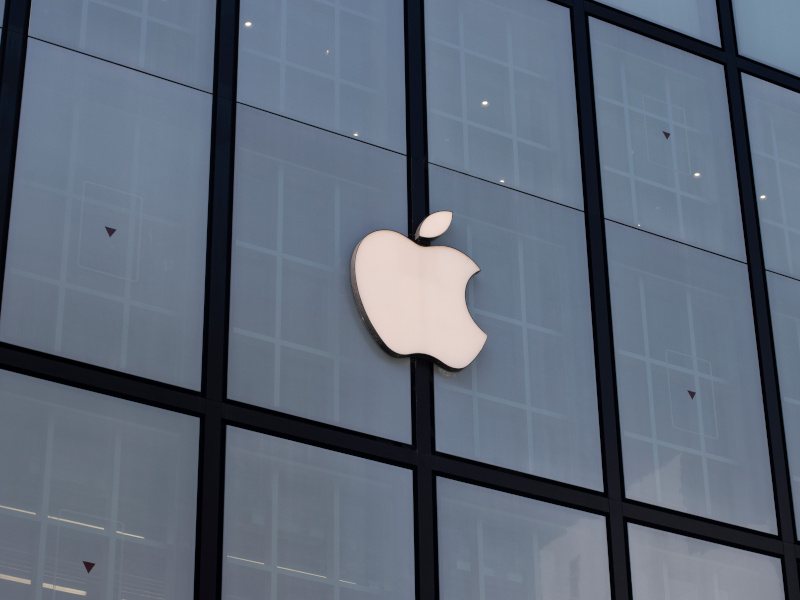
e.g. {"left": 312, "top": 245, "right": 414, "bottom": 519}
{"left": 607, "top": 223, "right": 776, "bottom": 532}
{"left": 431, "top": 166, "right": 602, "bottom": 489}
{"left": 0, "top": 370, "right": 199, "bottom": 600}
{"left": 766, "top": 272, "right": 800, "bottom": 537}
{"left": 437, "top": 478, "right": 611, "bottom": 600}
{"left": 592, "top": 20, "right": 743, "bottom": 260}
{"left": 29, "top": 0, "right": 216, "bottom": 90}
{"left": 1, "top": 40, "right": 210, "bottom": 389}
{"left": 238, "top": 0, "right": 405, "bottom": 152}
{"left": 227, "top": 105, "right": 410, "bottom": 441}
{"left": 425, "top": 0, "right": 582, "bottom": 207}
{"left": 743, "top": 74, "right": 800, "bottom": 279}
{"left": 629, "top": 524, "right": 784, "bottom": 600}
{"left": 222, "top": 427, "right": 415, "bottom": 600}
{"left": 596, "top": 0, "right": 719, "bottom": 45}
{"left": 734, "top": 0, "right": 800, "bottom": 78}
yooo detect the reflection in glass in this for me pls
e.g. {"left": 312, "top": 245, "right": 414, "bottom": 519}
{"left": 733, "top": 0, "right": 800, "bottom": 78}
{"left": 437, "top": 478, "right": 611, "bottom": 600}
{"left": 766, "top": 272, "right": 800, "bottom": 537}
{"left": 29, "top": 0, "right": 216, "bottom": 90}
{"left": 592, "top": 20, "right": 743, "bottom": 259}
{"left": 607, "top": 223, "right": 775, "bottom": 532}
{"left": 425, "top": 0, "right": 582, "bottom": 207}
{"left": 595, "top": 0, "right": 719, "bottom": 45}
{"left": 0, "top": 370, "right": 199, "bottom": 600}
{"left": 1, "top": 40, "right": 211, "bottom": 389}
{"left": 743, "top": 74, "right": 800, "bottom": 279}
{"left": 237, "top": 0, "right": 405, "bottom": 152}
{"left": 430, "top": 166, "right": 602, "bottom": 490}
{"left": 227, "top": 105, "right": 410, "bottom": 442}
{"left": 222, "top": 427, "right": 415, "bottom": 600}
{"left": 628, "top": 524, "right": 784, "bottom": 600}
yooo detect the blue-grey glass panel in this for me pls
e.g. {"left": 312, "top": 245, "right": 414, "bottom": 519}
{"left": 430, "top": 166, "right": 602, "bottom": 490}
{"left": 0, "top": 369, "right": 199, "bottom": 600}
{"left": 629, "top": 524, "right": 784, "bottom": 600}
{"left": 29, "top": 0, "right": 216, "bottom": 91}
{"left": 734, "top": 0, "right": 800, "bottom": 78}
{"left": 743, "top": 74, "right": 800, "bottom": 279}
{"left": 227, "top": 104, "right": 410, "bottom": 442}
{"left": 425, "top": 0, "right": 582, "bottom": 207}
{"left": 0, "top": 40, "right": 211, "bottom": 389}
{"left": 766, "top": 272, "right": 800, "bottom": 538}
{"left": 222, "top": 427, "right": 415, "bottom": 600}
{"left": 608, "top": 222, "right": 776, "bottom": 532}
{"left": 595, "top": 0, "right": 719, "bottom": 45}
{"left": 592, "top": 20, "right": 744, "bottom": 260}
{"left": 438, "top": 478, "right": 611, "bottom": 600}
{"left": 238, "top": 0, "right": 405, "bottom": 152}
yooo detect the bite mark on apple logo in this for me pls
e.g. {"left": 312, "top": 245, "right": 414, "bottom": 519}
{"left": 351, "top": 211, "right": 487, "bottom": 371}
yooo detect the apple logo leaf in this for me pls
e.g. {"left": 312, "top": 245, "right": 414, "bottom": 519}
{"left": 415, "top": 211, "right": 452, "bottom": 241}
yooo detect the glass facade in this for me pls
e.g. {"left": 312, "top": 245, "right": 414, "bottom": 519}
{"left": 222, "top": 427, "right": 414, "bottom": 600}
{"left": 592, "top": 20, "right": 743, "bottom": 260}
{"left": 596, "top": 0, "right": 720, "bottom": 45}
{"left": 0, "top": 370, "right": 199, "bottom": 599}
{"left": 0, "top": 0, "right": 799, "bottom": 599}
{"left": 0, "top": 39, "right": 211, "bottom": 390}
{"left": 437, "top": 478, "right": 611, "bottom": 600}
{"left": 430, "top": 165, "right": 602, "bottom": 489}
{"left": 628, "top": 524, "right": 785, "bottom": 600}
{"left": 607, "top": 221, "right": 775, "bottom": 532}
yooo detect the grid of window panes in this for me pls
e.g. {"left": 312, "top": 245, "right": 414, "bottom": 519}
{"left": 0, "top": 0, "right": 800, "bottom": 599}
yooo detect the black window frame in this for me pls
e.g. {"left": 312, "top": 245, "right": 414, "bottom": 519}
{"left": 0, "top": 0, "right": 797, "bottom": 598}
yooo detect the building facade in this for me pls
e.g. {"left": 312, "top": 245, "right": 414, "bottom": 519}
{"left": 0, "top": 0, "right": 799, "bottom": 598}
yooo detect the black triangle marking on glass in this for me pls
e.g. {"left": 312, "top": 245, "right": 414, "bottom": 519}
{"left": 105, "top": 227, "right": 117, "bottom": 237}
{"left": 83, "top": 561, "right": 95, "bottom": 574}
{"left": 688, "top": 390, "right": 696, "bottom": 399}
{"left": 663, "top": 131, "right": 671, "bottom": 140}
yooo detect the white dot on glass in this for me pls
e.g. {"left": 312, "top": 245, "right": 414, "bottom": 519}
{"left": 499, "top": 179, "right": 505, "bottom": 184}
{"left": 759, "top": 194, "right": 767, "bottom": 200}
{"left": 244, "top": 20, "right": 253, "bottom": 27}
{"left": 692, "top": 171, "right": 702, "bottom": 178}
{"left": 325, "top": 49, "right": 331, "bottom": 55}
{"left": 481, "top": 99, "right": 489, "bottom": 107}
{"left": 353, "top": 132, "right": 359, "bottom": 137}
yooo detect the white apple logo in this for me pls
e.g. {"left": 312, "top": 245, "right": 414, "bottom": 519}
{"left": 351, "top": 211, "right": 487, "bottom": 370}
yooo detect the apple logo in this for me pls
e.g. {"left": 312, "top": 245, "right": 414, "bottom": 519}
{"left": 350, "top": 211, "right": 487, "bottom": 370}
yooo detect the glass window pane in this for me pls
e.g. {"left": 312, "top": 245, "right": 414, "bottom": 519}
{"left": 29, "top": 0, "right": 216, "bottom": 91}
{"left": 628, "top": 524, "right": 785, "bottom": 600}
{"left": 742, "top": 74, "right": 800, "bottom": 279}
{"left": 0, "top": 40, "right": 210, "bottom": 390}
{"left": 766, "top": 272, "right": 800, "bottom": 537}
{"left": 430, "top": 166, "right": 602, "bottom": 489}
{"left": 734, "top": 0, "right": 800, "bottom": 78}
{"left": 222, "top": 427, "right": 415, "bottom": 600}
{"left": 0, "top": 370, "right": 199, "bottom": 600}
{"left": 238, "top": 0, "right": 405, "bottom": 152}
{"left": 437, "top": 478, "right": 611, "bottom": 600}
{"left": 592, "top": 20, "right": 744, "bottom": 260}
{"left": 595, "top": 0, "right": 719, "bottom": 45}
{"left": 607, "top": 222, "right": 776, "bottom": 532}
{"left": 425, "top": 0, "right": 582, "bottom": 207}
{"left": 228, "top": 105, "right": 410, "bottom": 441}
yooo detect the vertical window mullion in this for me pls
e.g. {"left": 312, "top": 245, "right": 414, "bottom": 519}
{"left": 0, "top": 0, "right": 33, "bottom": 318}
{"left": 405, "top": 0, "right": 437, "bottom": 599}
{"left": 571, "top": 2, "right": 632, "bottom": 600}
{"left": 197, "top": 0, "right": 239, "bottom": 597}
{"left": 718, "top": 0, "right": 800, "bottom": 595}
